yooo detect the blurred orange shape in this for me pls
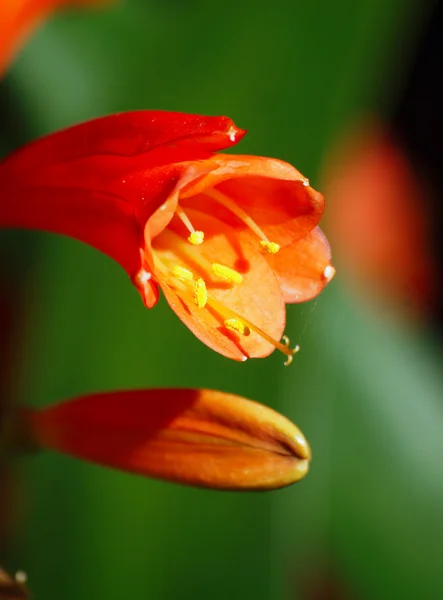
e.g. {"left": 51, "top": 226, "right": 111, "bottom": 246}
{"left": 325, "top": 122, "right": 434, "bottom": 314}
{"left": 23, "top": 388, "right": 311, "bottom": 490}
{"left": 0, "top": 0, "right": 109, "bottom": 75}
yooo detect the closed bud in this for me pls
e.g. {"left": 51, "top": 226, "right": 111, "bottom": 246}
{"left": 23, "top": 388, "right": 311, "bottom": 491}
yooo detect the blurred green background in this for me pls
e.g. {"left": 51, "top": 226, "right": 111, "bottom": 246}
{"left": 2, "top": 0, "right": 443, "bottom": 598}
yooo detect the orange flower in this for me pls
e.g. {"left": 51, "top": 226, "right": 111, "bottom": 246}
{"left": 0, "top": 111, "right": 334, "bottom": 362}
{"left": 0, "top": 0, "right": 108, "bottom": 75}
{"left": 324, "top": 121, "right": 434, "bottom": 315}
{"left": 22, "top": 388, "right": 311, "bottom": 490}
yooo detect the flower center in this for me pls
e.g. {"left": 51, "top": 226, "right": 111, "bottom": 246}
{"left": 150, "top": 195, "right": 300, "bottom": 365}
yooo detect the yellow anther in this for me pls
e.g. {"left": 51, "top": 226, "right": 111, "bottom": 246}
{"left": 224, "top": 318, "right": 251, "bottom": 336}
{"left": 193, "top": 278, "right": 208, "bottom": 308}
{"left": 260, "top": 240, "right": 280, "bottom": 254}
{"left": 173, "top": 266, "right": 194, "bottom": 282}
{"left": 211, "top": 263, "right": 243, "bottom": 284}
{"left": 188, "top": 230, "right": 204, "bottom": 246}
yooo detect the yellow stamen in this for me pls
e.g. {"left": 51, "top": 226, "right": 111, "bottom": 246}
{"left": 207, "top": 296, "right": 299, "bottom": 364}
{"left": 205, "top": 188, "right": 280, "bottom": 254}
{"left": 175, "top": 204, "right": 205, "bottom": 245}
{"left": 211, "top": 263, "right": 243, "bottom": 284}
{"left": 159, "top": 229, "right": 213, "bottom": 274}
{"left": 224, "top": 318, "right": 251, "bottom": 336}
{"left": 194, "top": 278, "right": 208, "bottom": 308}
{"left": 188, "top": 230, "right": 204, "bottom": 246}
{"left": 154, "top": 249, "right": 297, "bottom": 364}
{"left": 259, "top": 240, "right": 280, "bottom": 254}
{"left": 173, "top": 266, "right": 194, "bottom": 282}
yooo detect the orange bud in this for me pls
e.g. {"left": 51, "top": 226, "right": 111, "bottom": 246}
{"left": 23, "top": 389, "right": 311, "bottom": 491}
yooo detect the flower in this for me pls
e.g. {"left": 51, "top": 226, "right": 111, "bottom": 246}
{"left": 0, "top": 0, "right": 108, "bottom": 75}
{"left": 21, "top": 388, "right": 311, "bottom": 490}
{"left": 324, "top": 120, "right": 434, "bottom": 316}
{"left": 0, "top": 111, "right": 334, "bottom": 362}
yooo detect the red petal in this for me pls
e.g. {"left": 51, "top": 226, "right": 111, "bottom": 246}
{"left": 25, "top": 388, "right": 310, "bottom": 490}
{"left": 0, "top": 112, "right": 241, "bottom": 276}
{"left": 266, "top": 226, "right": 334, "bottom": 303}
{"left": 0, "top": 184, "right": 143, "bottom": 275}
{"left": 1, "top": 112, "right": 245, "bottom": 179}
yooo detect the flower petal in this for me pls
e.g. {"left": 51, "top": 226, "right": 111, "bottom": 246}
{"left": 182, "top": 154, "right": 324, "bottom": 245}
{"left": 150, "top": 209, "right": 286, "bottom": 360}
{"left": 24, "top": 388, "right": 310, "bottom": 490}
{"left": 0, "top": 112, "right": 242, "bottom": 276}
{"left": 0, "top": 184, "right": 143, "bottom": 275}
{"left": 265, "top": 226, "right": 334, "bottom": 303}
{"left": 1, "top": 112, "right": 244, "bottom": 179}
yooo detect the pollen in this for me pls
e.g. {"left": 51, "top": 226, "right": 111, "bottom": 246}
{"left": 224, "top": 318, "right": 251, "bottom": 336}
{"left": 260, "top": 240, "right": 280, "bottom": 254}
{"left": 211, "top": 263, "right": 243, "bottom": 284}
{"left": 194, "top": 278, "right": 208, "bottom": 308}
{"left": 188, "top": 230, "right": 205, "bottom": 246}
{"left": 173, "top": 266, "right": 194, "bottom": 282}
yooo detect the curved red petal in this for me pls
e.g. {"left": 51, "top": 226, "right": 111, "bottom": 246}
{"left": 26, "top": 388, "right": 310, "bottom": 490}
{"left": 0, "top": 112, "right": 235, "bottom": 276}
{"left": 265, "top": 226, "right": 334, "bottom": 303}
{"left": 1, "top": 111, "right": 245, "bottom": 179}
{"left": 0, "top": 182, "right": 143, "bottom": 276}
{"left": 0, "top": 112, "right": 228, "bottom": 277}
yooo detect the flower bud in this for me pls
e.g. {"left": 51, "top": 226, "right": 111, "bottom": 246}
{"left": 24, "top": 388, "right": 311, "bottom": 491}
